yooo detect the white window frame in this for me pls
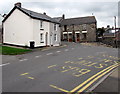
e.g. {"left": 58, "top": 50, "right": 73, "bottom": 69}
{"left": 54, "top": 24, "right": 57, "bottom": 31}
{"left": 54, "top": 34, "right": 57, "bottom": 41}
{"left": 40, "top": 33, "right": 44, "bottom": 42}
{"left": 82, "top": 24, "right": 86, "bottom": 30}
{"left": 40, "top": 21, "right": 43, "bottom": 29}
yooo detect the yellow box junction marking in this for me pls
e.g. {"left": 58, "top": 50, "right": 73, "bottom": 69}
{"left": 77, "top": 64, "right": 119, "bottom": 93}
{"left": 20, "top": 73, "right": 29, "bottom": 76}
{"left": 48, "top": 65, "right": 57, "bottom": 68}
{"left": 70, "top": 64, "right": 119, "bottom": 92}
{"left": 78, "top": 58, "right": 83, "bottom": 60}
{"left": 88, "top": 56, "right": 94, "bottom": 58}
{"left": 49, "top": 85, "right": 69, "bottom": 92}
{"left": 20, "top": 72, "right": 35, "bottom": 80}
{"left": 27, "top": 77, "right": 34, "bottom": 80}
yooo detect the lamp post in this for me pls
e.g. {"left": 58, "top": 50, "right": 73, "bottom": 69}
{"left": 114, "top": 16, "right": 117, "bottom": 48}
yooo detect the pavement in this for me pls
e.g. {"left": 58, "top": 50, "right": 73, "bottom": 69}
{"left": 1, "top": 42, "right": 119, "bottom": 93}
{"left": 93, "top": 67, "right": 120, "bottom": 93}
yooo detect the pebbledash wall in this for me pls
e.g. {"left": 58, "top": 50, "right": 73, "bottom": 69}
{"left": 3, "top": 8, "right": 61, "bottom": 47}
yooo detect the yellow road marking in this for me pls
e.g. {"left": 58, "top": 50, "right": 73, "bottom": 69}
{"left": 77, "top": 64, "right": 119, "bottom": 93}
{"left": 48, "top": 65, "right": 57, "bottom": 68}
{"left": 20, "top": 73, "right": 29, "bottom": 76}
{"left": 65, "top": 61, "right": 71, "bottom": 63}
{"left": 41, "top": 48, "right": 49, "bottom": 51}
{"left": 27, "top": 77, "right": 34, "bottom": 80}
{"left": 104, "top": 60, "right": 112, "bottom": 62}
{"left": 49, "top": 85, "right": 69, "bottom": 92}
{"left": 61, "top": 66, "right": 77, "bottom": 73}
{"left": 70, "top": 64, "right": 119, "bottom": 92}
{"left": 88, "top": 56, "right": 94, "bottom": 58}
{"left": 78, "top": 58, "right": 83, "bottom": 60}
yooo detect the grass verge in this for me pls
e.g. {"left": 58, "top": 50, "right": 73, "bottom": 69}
{"left": 0, "top": 46, "right": 32, "bottom": 55}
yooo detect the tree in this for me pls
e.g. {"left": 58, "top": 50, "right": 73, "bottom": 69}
{"left": 96, "top": 27, "right": 105, "bottom": 37}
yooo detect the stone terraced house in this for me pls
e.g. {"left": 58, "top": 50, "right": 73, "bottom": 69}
{"left": 60, "top": 16, "right": 97, "bottom": 42}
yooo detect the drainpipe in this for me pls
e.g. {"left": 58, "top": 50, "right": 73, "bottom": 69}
{"left": 72, "top": 24, "right": 75, "bottom": 42}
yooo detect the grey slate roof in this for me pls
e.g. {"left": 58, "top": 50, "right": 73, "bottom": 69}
{"left": 19, "top": 7, "right": 59, "bottom": 23}
{"left": 3, "top": 5, "right": 60, "bottom": 24}
{"left": 18, "top": 6, "right": 59, "bottom": 24}
{"left": 53, "top": 17, "right": 63, "bottom": 22}
{"left": 61, "top": 16, "right": 96, "bottom": 26}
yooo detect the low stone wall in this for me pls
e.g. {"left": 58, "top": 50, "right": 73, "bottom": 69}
{"left": 98, "top": 37, "right": 120, "bottom": 48}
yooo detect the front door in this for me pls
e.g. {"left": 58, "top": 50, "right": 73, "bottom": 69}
{"left": 76, "top": 33, "right": 80, "bottom": 42}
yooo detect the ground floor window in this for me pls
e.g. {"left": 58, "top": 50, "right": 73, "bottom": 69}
{"left": 54, "top": 34, "right": 57, "bottom": 41}
{"left": 40, "top": 33, "right": 44, "bottom": 43}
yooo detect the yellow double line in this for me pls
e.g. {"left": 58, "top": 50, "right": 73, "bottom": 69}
{"left": 49, "top": 64, "right": 119, "bottom": 93}
{"left": 70, "top": 63, "right": 119, "bottom": 93}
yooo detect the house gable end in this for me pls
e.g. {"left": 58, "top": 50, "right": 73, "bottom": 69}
{"left": 2, "top": 6, "right": 31, "bottom": 23}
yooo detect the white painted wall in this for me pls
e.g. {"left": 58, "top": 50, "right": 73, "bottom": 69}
{"left": 3, "top": 8, "right": 33, "bottom": 47}
{"left": 3, "top": 8, "right": 61, "bottom": 47}
{"left": 0, "top": 16, "right": 4, "bottom": 26}
{"left": 32, "top": 19, "right": 50, "bottom": 47}
{"left": 51, "top": 23, "right": 61, "bottom": 46}
{"left": 32, "top": 19, "right": 61, "bottom": 47}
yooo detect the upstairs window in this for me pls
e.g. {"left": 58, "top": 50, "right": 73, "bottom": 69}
{"left": 82, "top": 24, "right": 86, "bottom": 30}
{"left": 54, "top": 24, "right": 57, "bottom": 31}
{"left": 40, "top": 21, "right": 43, "bottom": 29}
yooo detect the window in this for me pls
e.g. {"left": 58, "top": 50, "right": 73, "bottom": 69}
{"left": 54, "top": 34, "right": 57, "bottom": 41}
{"left": 40, "top": 21, "right": 43, "bottom": 29}
{"left": 54, "top": 24, "right": 57, "bottom": 31}
{"left": 40, "top": 33, "right": 44, "bottom": 42}
{"left": 82, "top": 24, "right": 86, "bottom": 30}
{"left": 64, "top": 25, "right": 67, "bottom": 31}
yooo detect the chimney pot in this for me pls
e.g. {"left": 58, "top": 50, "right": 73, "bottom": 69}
{"left": 43, "top": 12, "right": 46, "bottom": 15}
{"left": 62, "top": 14, "right": 65, "bottom": 19}
{"left": 15, "top": 2, "right": 21, "bottom": 7}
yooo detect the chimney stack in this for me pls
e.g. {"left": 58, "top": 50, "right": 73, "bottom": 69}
{"left": 43, "top": 12, "right": 46, "bottom": 15}
{"left": 62, "top": 14, "right": 65, "bottom": 19}
{"left": 15, "top": 2, "right": 21, "bottom": 7}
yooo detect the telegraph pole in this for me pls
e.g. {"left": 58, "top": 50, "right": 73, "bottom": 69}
{"left": 114, "top": 16, "right": 116, "bottom": 32}
{"left": 114, "top": 16, "right": 117, "bottom": 48}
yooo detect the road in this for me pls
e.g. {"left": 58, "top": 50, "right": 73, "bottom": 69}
{"left": 1, "top": 42, "right": 119, "bottom": 93}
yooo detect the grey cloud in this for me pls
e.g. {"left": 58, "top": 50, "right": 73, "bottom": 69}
{"left": 0, "top": 1, "right": 119, "bottom": 27}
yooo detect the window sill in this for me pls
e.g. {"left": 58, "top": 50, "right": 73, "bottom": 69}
{"left": 40, "top": 41, "right": 44, "bottom": 43}
{"left": 40, "top": 28, "right": 44, "bottom": 30}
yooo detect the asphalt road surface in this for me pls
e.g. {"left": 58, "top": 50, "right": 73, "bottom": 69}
{"left": 1, "top": 42, "right": 119, "bottom": 93}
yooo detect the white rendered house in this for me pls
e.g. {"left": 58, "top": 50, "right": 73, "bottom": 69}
{"left": 2, "top": 3, "right": 61, "bottom": 48}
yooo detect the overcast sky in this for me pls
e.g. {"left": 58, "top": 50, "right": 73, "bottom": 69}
{"left": 0, "top": 0, "right": 119, "bottom": 28}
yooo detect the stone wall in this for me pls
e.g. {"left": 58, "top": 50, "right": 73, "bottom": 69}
{"left": 61, "top": 23, "right": 96, "bottom": 42}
